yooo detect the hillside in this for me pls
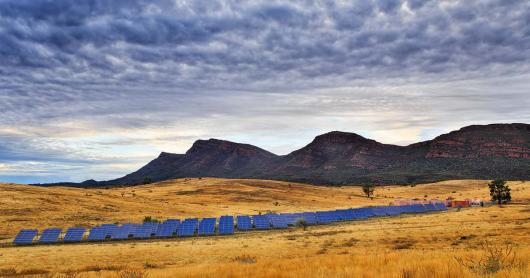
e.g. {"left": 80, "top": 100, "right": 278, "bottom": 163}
{"left": 91, "top": 123, "right": 530, "bottom": 186}
{"left": 2, "top": 178, "right": 529, "bottom": 240}
{"left": 1, "top": 178, "right": 529, "bottom": 277}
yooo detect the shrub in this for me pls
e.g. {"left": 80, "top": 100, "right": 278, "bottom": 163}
{"left": 143, "top": 216, "right": 158, "bottom": 223}
{"left": 294, "top": 218, "right": 308, "bottom": 231}
{"left": 117, "top": 268, "right": 149, "bottom": 278}
{"left": 362, "top": 184, "right": 375, "bottom": 198}
{"left": 455, "top": 240, "right": 524, "bottom": 274}
{"left": 232, "top": 254, "right": 257, "bottom": 264}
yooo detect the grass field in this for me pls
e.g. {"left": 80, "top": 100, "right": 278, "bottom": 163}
{"left": 0, "top": 179, "right": 529, "bottom": 277}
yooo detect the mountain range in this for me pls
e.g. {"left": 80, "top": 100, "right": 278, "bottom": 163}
{"left": 59, "top": 123, "right": 528, "bottom": 187}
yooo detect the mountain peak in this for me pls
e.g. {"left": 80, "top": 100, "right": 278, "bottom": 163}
{"left": 186, "top": 138, "right": 273, "bottom": 156}
{"left": 312, "top": 131, "right": 372, "bottom": 144}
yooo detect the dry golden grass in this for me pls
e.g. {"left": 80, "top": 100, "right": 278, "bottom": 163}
{"left": 0, "top": 178, "right": 529, "bottom": 277}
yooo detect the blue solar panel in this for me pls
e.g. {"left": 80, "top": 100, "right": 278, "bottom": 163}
{"left": 132, "top": 223, "right": 156, "bottom": 239}
{"left": 372, "top": 207, "right": 389, "bottom": 216}
{"left": 316, "top": 211, "right": 340, "bottom": 224}
{"left": 38, "top": 228, "right": 62, "bottom": 243}
{"left": 198, "top": 218, "right": 217, "bottom": 236}
{"left": 156, "top": 219, "right": 179, "bottom": 238}
{"left": 63, "top": 227, "right": 85, "bottom": 242}
{"left": 424, "top": 203, "right": 437, "bottom": 211}
{"left": 352, "top": 208, "right": 372, "bottom": 219}
{"left": 87, "top": 226, "right": 106, "bottom": 241}
{"left": 100, "top": 224, "right": 118, "bottom": 237}
{"left": 141, "top": 222, "right": 158, "bottom": 233}
{"left": 336, "top": 209, "right": 355, "bottom": 221}
{"left": 434, "top": 203, "right": 447, "bottom": 210}
{"left": 178, "top": 218, "right": 198, "bottom": 237}
{"left": 13, "top": 229, "right": 38, "bottom": 245}
{"left": 280, "top": 213, "right": 303, "bottom": 225}
{"left": 86, "top": 224, "right": 117, "bottom": 241}
{"left": 236, "top": 215, "right": 252, "bottom": 231}
{"left": 111, "top": 224, "right": 135, "bottom": 240}
{"left": 383, "top": 206, "right": 402, "bottom": 216}
{"left": 301, "top": 212, "right": 317, "bottom": 224}
{"left": 269, "top": 214, "right": 288, "bottom": 229}
{"left": 412, "top": 204, "right": 427, "bottom": 213}
{"left": 219, "top": 216, "right": 234, "bottom": 235}
{"left": 253, "top": 215, "right": 270, "bottom": 230}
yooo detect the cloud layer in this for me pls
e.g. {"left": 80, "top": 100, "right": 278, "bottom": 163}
{"left": 1, "top": 0, "right": 529, "bottom": 183}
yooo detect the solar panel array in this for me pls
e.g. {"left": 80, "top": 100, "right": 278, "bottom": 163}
{"left": 198, "top": 218, "right": 217, "bottom": 236}
{"left": 12, "top": 203, "right": 450, "bottom": 245}
{"left": 156, "top": 219, "right": 180, "bottom": 238}
{"left": 13, "top": 229, "right": 38, "bottom": 245}
{"left": 236, "top": 216, "right": 252, "bottom": 231}
{"left": 178, "top": 218, "right": 198, "bottom": 237}
{"left": 64, "top": 227, "right": 85, "bottom": 242}
{"left": 38, "top": 228, "right": 62, "bottom": 243}
{"left": 268, "top": 214, "right": 288, "bottom": 229}
{"left": 253, "top": 215, "right": 270, "bottom": 230}
{"left": 219, "top": 216, "right": 234, "bottom": 235}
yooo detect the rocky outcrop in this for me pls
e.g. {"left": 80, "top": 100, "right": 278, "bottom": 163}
{"left": 426, "top": 124, "right": 530, "bottom": 158}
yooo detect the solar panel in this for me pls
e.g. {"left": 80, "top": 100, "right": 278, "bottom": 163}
{"left": 352, "top": 208, "right": 372, "bottom": 219}
{"left": 316, "top": 211, "right": 340, "bottom": 224}
{"left": 218, "top": 216, "right": 234, "bottom": 235}
{"left": 13, "top": 229, "right": 38, "bottom": 245}
{"left": 236, "top": 215, "right": 252, "bottom": 231}
{"left": 155, "top": 219, "right": 179, "bottom": 238}
{"left": 400, "top": 205, "right": 414, "bottom": 214}
{"left": 132, "top": 223, "right": 156, "bottom": 239}
{"left": 280, "top": 213, "right": 303, "bottom": 225}
{"left": 301, "top": 212, "right": 317, "bottom": 225}
{"left": 384, "top": 206, "right": 402, "bottom": 216}
{"left": 111, "top": 224, "right": 135, "bottom": 240}
{"left": 424, "top": 203, "right": 437, "bottom": 211}
{"left": 178, "top": 218, "right": 198, "bottom": 237}
{"left": 87, "top": 226, "right": 106, "bottom": 241}
{"left": 252, "top": 215, "right": 270, "bottom": 230}
{"left": 198, "top": 218, "right": 217, "bottom": 236}
{"left": 63, "top": 227, "right": 85, "bottom": 242}
{"left": 269, "top": 214, "right": 288, "bottom": 229}
{"left": 336, "top": 209, "right": 355, "bottom": 221}
{"left": 411, "top": 204, "right": 426, "bottom": 213}
{"left": 371, "top": 207, "right": 388, "bottom": 217}
{"left": 100, "top": 224, "right": 118, "bottom": 238}
{"left": 38, "top": 228, "right": 62, "bottom": 243}
{"left": 434, "top": 203, "right": 447, "bottom": 210}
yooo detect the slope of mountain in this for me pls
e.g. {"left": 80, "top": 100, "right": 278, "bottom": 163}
{"left": 105, "top": 139, "right": 277, "bottom": 186}
{"left": 69, "top": 123, "right": 530, "bottom": 186}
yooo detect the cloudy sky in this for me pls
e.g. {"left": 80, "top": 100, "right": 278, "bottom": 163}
{"left": 1, "top": 0, "right": 529, "bottom": 183}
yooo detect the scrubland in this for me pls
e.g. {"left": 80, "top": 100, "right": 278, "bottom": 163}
{"left": 0, "top": 179, "right": 528, "bottom": 277}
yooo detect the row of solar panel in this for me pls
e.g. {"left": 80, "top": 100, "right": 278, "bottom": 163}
{"left": 13, "top": 204, "right": 447, "bottom": 245}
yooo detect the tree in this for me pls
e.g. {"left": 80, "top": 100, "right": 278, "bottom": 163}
{"left": 143, "top": 176, "right": 152, "bottom": 184}
{"left": 489, "top": 179, "right": 511, "bottom": 206}
{"left": 362, "top": 184, "right": 375, "bottom": 199}
{"left": 295, "top": 218, "right": 308, "bottom": 231}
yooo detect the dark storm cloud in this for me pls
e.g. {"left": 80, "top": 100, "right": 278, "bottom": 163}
{"left": 1, "top": 0, "right": 530, "bottom": 183}
{"left": 1, "top": 0, "right": 529, "bottom": 88}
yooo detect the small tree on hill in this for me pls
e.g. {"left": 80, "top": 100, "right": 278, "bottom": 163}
{"left": 143, "top": 176, "right": 152, "bottom": 184}
{"left": 489, "top": 179, "right": 511, "bottom": 206}
{"left": 362, "top": 184, "right": 375, "bottom": 199}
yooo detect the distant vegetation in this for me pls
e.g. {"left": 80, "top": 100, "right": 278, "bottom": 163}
{"left": 143, "top": 176, "right": 152, "bottom": 185}
{"left": 143, "top": 216, "right": 158, "bottom": 223}
{"left": 489, "top": 179, "right": 511, "bottom": 205}
{"left": 362, "top": 184, "right": 375, "bottom": 199}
